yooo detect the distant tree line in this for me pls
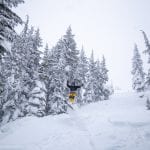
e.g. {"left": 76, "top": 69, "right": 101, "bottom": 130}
{"left": 0, "top": 0, "right": 112, "bottom": 125}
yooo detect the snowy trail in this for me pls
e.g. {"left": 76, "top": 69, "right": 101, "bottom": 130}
{"left": 0, "top": 92, "right": 150, "bottom": 150}
{"left": 68, "top": 108, "right": 96, "bottom": 150}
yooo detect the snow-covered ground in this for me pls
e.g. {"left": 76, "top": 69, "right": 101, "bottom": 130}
{"left": 0, "top": 92, "right": 150, "bottom": 150}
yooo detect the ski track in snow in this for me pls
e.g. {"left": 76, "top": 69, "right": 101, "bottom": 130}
{"left": 0, "top": 92, "right": 150, "bottom": 150}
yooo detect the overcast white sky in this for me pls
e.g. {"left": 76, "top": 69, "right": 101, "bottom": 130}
{"left": 15, "top": 0, "right": 150, "bottom": 91}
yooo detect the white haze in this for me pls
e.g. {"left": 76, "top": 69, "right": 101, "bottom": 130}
{"left": 15, "top": 0, "right": 150, "bottom": 91}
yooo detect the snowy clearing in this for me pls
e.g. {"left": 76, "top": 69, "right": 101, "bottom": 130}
{"left": 0, "top": 92, "right": 150, "bottom": 150}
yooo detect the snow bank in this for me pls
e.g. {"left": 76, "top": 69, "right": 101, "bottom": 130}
{"left": 0, "top": 92, "right": 150, "bottom": 150}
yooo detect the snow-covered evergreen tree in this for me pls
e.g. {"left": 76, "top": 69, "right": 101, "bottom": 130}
{"left": 0, "top": 58, "right": 10, "bottom": 123}
{"left": 39, "top": 43, "right": 67, "bottom": 115}
{"left": 99, "top": 55, "right": 110, "bottom": 100}
{"left": 131, "top": 44, "right": 145, "bottom": 92}
{"left": 141, "top": 31, "right": 150, "bottom": 90}
{"left": 0, "top": 50, "right": 21, "bottom": 123}
{"left": 0, "top": 18, "right": 42, "bottom": 121}
{"left": 0, "top": 0, "right": 24, "bottom": 58}
{"left": 51, "top": 45, "right": 68, "bottom": 114}
{"left": 94, "top": 59, "right": 104, "bottom": 101}
{"left": 62, "top": 26, "right": 79, "bottom": 81}
{"left": 76, "top": 47, "right": 88, "bottom": 105}
{"left": 141, "top": 30, "right": 150, "bottom": 63}
{"left": 76, "top": 47, "right": 88, "bottom": 85}
{"left": 8, "top": 34, "right": 28, "bottom": 119}
{"left": 0, "top": 0, "right": 24, "bottom": 123}
{"left": 16, "top": 20, "right": 42, "bottom": 117}
{"left": 83, "top": 51, "right": 96, "bottom": 103}
{"left": 38, "top": 44, "right": 51, "bottom": 115}
{"left": 83, "top": 52, "right": 110, "bottom": 103}
{"left": 25, "top": 27, "right": 42, "bottom": 115}
{"left": 100, "top": 56, "right": 108, "bottom": 84}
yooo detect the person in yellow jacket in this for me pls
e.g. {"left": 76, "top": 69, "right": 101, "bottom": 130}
{"left": 67, "top": 80, "right": 83, "bottom": 103}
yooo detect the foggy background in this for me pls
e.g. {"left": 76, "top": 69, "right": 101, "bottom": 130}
{"left": 15, "top": 0, "right": 150, "bottom": 91}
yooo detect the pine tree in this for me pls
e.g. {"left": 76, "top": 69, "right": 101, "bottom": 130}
{"left": 90, "top": 55, "right": 110, "bottom": 102}
{"left": 141, "top": 31, "right": 150, "bottom": 90}
{"left": 131, "top": 44, "right": 145, "bottom": 92}
{"left": 1, "top": 18, "right": 42, "bottom": 120}
{"left": 76, "top": 47, "right": 88, "bottom": 105}
{"left": 0, "top": 0, "right": 24, "bottom": 58}
{"left": 0, "top": 58, "right": 9, "bottom": 123}
{"left": 141, "top": 30, "right": 150, "bottom": 63}
{"left": 25, "top": 27, "right": 42, "bottom": 116}
{"left": 0, "top": 43, "right": 23, "bottom": 124}
{"left": 39, "top": 46, "right": 61, "bottom": 115}
{"left": 62, "top": 26, "right": 79, "bottom": 81}
{"left": 2, "top": 31, "right": 27, "bottom": 121}
{"left": 15, "top": 21, "right": 40, "bottom": 117}
{"left": 51, "top": 45, "right": 67, "bottom": 114}
{"left": 100, "top": 56, "right": 108, "bottom": 84}
{"left": 100, "top": 55, "right": 110, "bottom": 100}
{"left": 0, "top": 0, "right": 24, "bottom": 123}
{"left": 83, "top": 51, "right": 96, "bottom": 103}
{"left": 39, "top": 41, "right": 69, "bottom": 115}
{"left": 94, "top": 59, "right": 103, "bottom": 101}
{"left": 38, "top": 44, "right": 51, "bottom": 116}
{"left": 76, "top": 47, "right": 88, "bottom": 84}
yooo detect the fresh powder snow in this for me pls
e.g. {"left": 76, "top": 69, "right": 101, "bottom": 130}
{"left": 0, "top": 92, "right": 150, "bottom": 150}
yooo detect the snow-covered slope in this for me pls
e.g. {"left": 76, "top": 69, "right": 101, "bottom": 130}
{"left": 0, "top": 92, "right": 150, "bottom": 150}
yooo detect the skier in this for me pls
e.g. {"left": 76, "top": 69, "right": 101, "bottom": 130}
{"left": 67, "top": 80, "right": 83, "bottom": 103}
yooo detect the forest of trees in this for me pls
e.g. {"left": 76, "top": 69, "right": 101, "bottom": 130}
{"left": 0, "top": 0, "right": 112, "bottom": 125}
{"left": 131, "top": 30, "right": 150, "bottom": 109}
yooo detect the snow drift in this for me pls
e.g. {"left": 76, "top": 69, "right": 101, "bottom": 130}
{"left": 0, "top": 92, "right": 150, "bottom": 150}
